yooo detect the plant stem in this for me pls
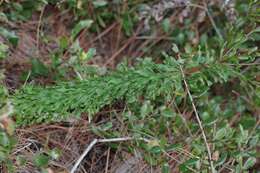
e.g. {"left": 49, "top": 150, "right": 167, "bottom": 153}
{"left": 179, "top": 65, "right": 215, "bottom": 173}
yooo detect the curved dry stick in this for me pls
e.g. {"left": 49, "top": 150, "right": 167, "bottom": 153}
{"left": 70, "top": 137, "right": 149, "bottom": 173}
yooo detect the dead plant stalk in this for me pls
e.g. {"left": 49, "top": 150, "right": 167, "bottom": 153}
{"left": 179, "top": 65, "right": 215, "bottom": 173}
{"left": 70, "top": 137, "right": 149, "bottom": 173}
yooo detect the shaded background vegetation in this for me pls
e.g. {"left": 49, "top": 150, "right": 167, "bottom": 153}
{"left": 0, "top": 0, "right": 259, "bottom": 172}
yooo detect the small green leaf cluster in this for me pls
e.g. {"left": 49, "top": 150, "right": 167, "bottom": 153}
{"left": 0, "top": 43, "right": 9, "bottom": 60}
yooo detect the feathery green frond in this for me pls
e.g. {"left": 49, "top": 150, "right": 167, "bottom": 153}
{"left": 12, "top": 57, "right": 237, "bottom": 126}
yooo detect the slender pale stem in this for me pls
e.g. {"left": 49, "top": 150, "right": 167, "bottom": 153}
{"left": 179, "top": 65, "right": 215, "bottom": 173}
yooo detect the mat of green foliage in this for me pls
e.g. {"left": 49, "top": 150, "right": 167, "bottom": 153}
{"left": 13, "top": 57, "right": 235, "bottom": 125}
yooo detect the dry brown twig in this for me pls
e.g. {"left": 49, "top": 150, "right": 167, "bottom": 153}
{"left": 179, "top": 64, "right": 215, "bottom": 173}
{"left": 70, "top": 137, "right": 150, "bottom": 173}
{"left": 36, "top": 5, "right": 46, "bottom": 56}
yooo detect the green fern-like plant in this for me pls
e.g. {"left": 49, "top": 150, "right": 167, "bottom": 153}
{"left": 12, "top": 57, "right": 237, "bottom": 126}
